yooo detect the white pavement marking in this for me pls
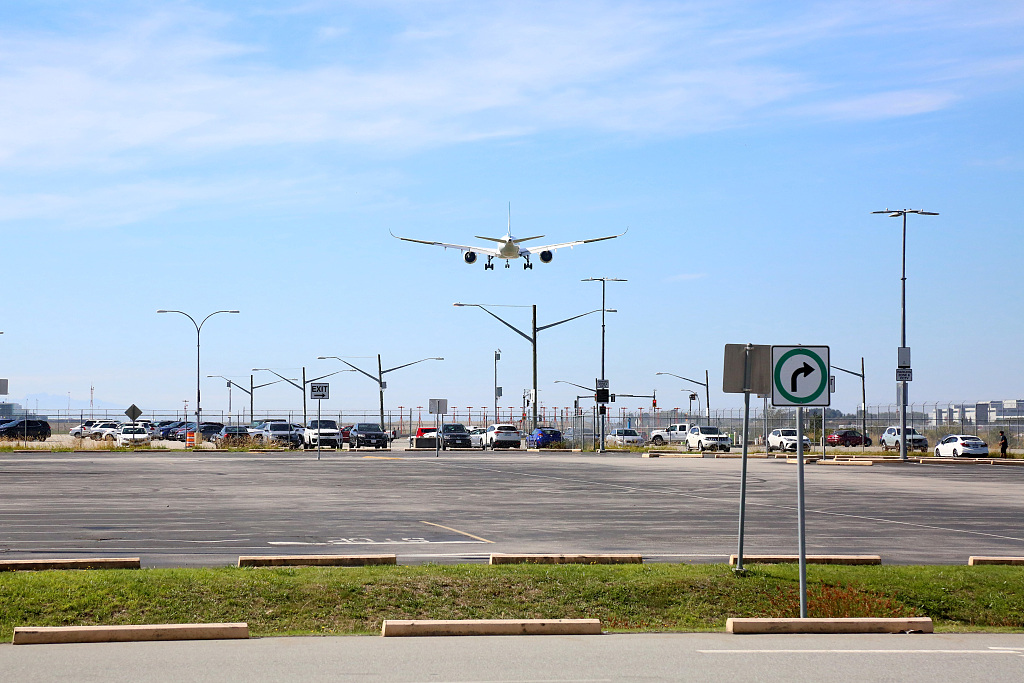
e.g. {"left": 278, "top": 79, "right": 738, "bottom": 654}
{"left": 699, "top": 650, "right": 1024, "bottom": 655}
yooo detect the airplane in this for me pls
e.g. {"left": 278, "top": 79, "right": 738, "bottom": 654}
{"left": 389, "top": 209, "right": 626, "bottom": 270}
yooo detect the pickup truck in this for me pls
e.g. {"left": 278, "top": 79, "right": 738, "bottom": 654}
{"left": 648, "top": 423, "right": 695, "bottom": 446}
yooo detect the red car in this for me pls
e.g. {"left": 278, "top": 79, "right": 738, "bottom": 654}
{"left": 827, "top": 429, "right": 872, "bottom": 447}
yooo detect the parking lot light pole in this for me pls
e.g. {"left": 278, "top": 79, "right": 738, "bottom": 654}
{"left": 656, "top": 371, "right": 710, "bottom": 425}
{"left": 208, "top": 374, "right": 288, "bottom": 425}
{"left": 873, "top": 208, "right": 938, "bottom": 462}
{"left": 157, "top": 309, "right": 239, "bottom": 442}
{"left": 582, "top": 277, "right": 626, "bottom": 452}
{"left": 455, "top": 303, "right": 613, "bottom": 432}
{"left": 252, "top": 367, "right": 351, "bottom": 425}
{"left": 318, "top": 355, "right": 443, "bottom": 429}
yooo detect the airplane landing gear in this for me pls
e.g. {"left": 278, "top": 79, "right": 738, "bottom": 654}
{"left": 523, "top": 258, "right": 533, "bottom": 270}
{"left": 504, "top": 261, "right": 510, "bottom": 268}
{"left": 485, "top": 256, "right": 494, "bottom": 270}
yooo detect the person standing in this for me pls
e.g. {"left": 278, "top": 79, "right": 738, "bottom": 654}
{"left": 998, "top": 430, "right": 1008, "bottom": 457}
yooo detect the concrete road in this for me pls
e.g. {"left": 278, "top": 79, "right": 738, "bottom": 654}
{"left": 0, "top": 451, "right": 1022, "bottom": 566}
{"left": 2, "top": 633, "right": 1023, "bottom": 682}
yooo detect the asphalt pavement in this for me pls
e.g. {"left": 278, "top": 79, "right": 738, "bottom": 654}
{"left": 1, "top": 450, "right": 1022, "bottom": 566}
{"left": 2, "top": 633, "right": 1023, "bottom": 682}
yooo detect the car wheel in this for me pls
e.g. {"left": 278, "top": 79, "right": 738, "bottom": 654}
{"left": 935, "top": 448, "right": 941, "bottom": 457}
{"left": 697, "top": 441, "right": 704, "bottom": 451}
{"left": 652, "top": 435, "right": 664, "bottom": 446}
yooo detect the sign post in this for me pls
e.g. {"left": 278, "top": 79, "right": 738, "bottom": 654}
{"left": 723, "top": 344, "right": 770, "bottom": 573}
{"left": 429, "top": 399, "right": 448, "bottom": 457}
{"left": 310, "top": 383, "right": 329, "bottom": 460}
{"left": 771, "top": 345, "right": 830, "bottom": 619}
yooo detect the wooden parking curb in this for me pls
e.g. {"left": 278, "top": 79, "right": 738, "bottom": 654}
{"left": 238, "top": 554, "right": 397, "bottom": 567}
{"left": 968, "top": 556, "right": 1024, "bottom": 566}
{"left": 818, "top": 460, "right": 874, "bottom": 466}
{"left": 381, "top": 619, "right": 602, "bottom": 637}
{"left": 490, "top": 553, "right": 642, "bottom": 565}
{"left": 728, "top": 554, "right": 881, "bottom": 566}
{"left": 726, "top": 617, "right": 932, "bottom": 634}
{"left": 13, "top": 623, "right": 249, "bottom": 645}
{"left": 0, "top": 558, "right": 141, "bottom": 572}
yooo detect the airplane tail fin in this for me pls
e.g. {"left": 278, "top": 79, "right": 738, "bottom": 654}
{"left": 512, "top": 235, "right": 545, "bottom": 243}
{"left": 474, "top": 236, "right": 507, "bottom": 243}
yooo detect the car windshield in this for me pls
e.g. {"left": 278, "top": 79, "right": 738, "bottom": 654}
{"left": 780, "top": 429, "right": 797, "bottom": 436}
{"left": 962, "top": 436, "right": 984, "bottom": 442}
{"left": 496, "top": 426, "right": 517, "bottom": 432}
{"left": 900, "top": 428, "right": 920, "bottom": 435}
{"left": 225, "top": 427, "right": 247, "bottom": 433}
{"left": 540, "top": 429, "right": 559, "bottom": 435}
{"left": 268, "top": 423, "right": 289, "bottom": 432}
{"left": 699, "top": 427, "right": 720, "bottom": 434}
{"left": 310, "top": 420, "right": 337, "bottom": 429}
{"left": 356, "top": 424, "right": 382, "bottom": 431}
{"left": 122, "top": 427, "right": 145, "bottom": 434}
{"left": 442, "top": 424, "right": 467, "bottom": 433}
{"left": 620, "top": 429, "right": 639, "bottom": 436}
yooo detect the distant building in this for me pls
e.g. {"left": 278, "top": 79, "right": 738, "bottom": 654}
{"left": 930, "top": 400, "right": 1024, "bottom": 426}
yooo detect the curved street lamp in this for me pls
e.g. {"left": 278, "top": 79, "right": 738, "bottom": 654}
{"left": 157, "top": 309, "right": 239, "bottom": 443}
{"left": 318, "top": 355, "right": 443, "bottom": 429}
{"left": 656, "top": 371, "right": 710, "bottom": 424}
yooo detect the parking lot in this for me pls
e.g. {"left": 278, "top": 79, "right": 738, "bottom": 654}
{"left": 1, "top": 449, "right": 1022, "bottom": 568}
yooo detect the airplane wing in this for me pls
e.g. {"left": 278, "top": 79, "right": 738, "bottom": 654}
{"left": 390, "top": 230, "right": 501, "bottom": 257}
{"left": 519, "top": 228, "right": 628, "bottom": 254}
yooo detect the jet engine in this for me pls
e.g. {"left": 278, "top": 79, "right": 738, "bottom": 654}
{"left": 539, "top": 250, "right": 553, "bottom": 263}
{"left": 464, "top": 251, "right": 477, "bottom": 264}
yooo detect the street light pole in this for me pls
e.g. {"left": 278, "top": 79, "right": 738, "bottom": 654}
{"left": 656, "top": 371, "right": 710, "bottom": 424}
{"left": 873, "top": 208, "right": 938, "bottom": 461}
{"left": 494, "top": 350, "right": 501, "bottom": 424}
{"left": 157, "top": 309, "right": 239, "bottom": 445}
{"left": 833, "top": 358, "right": 867, "bottom": 453}
{"left": 582, "top": 277, "right": 626, "bottom": 452}
{"left": 455, "top": 303, "right": 614, "bottom": 432}
{"left": 318, "top": 355, "right": 443, "bottom": 430}
{"left": 252, "top": 367, "right": 351, "bottom": 425}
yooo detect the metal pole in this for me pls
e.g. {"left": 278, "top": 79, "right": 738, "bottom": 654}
{"left": 317, "top": 397, "right": 322, "bottom": 461}
{"left": 302, "top": 367, "right": 307, "bottom": 427}
{"left": 532, "top": 305, "right": 538, "bottom": 432}
{"left": 250, "top": 374, "right": 254, "bottom": 425}
{"left": 736, "top": 344, "right": 752, "bottom": 573}
{"left": 600, "top": 281, "right": 606, "bottom": 452}
{"left": 861, "top": 357, "right": 866, "bottom": 454}
{"left": 705, "top": 370, "right": 711, "bottom": 427}
{"left": 494, "top": 350, "right": 500, "bottom": 425}
{"left": 378, "top": 354, "right": 385, "bottom": 430}
{"left": 796, "top": 406, "right": 807, "bottom": 617}
{"left": 899, "top": 212, "right": 908, "bottom": 462}
{"left": 195, "top": 325, "right": 201, "bottom": 447}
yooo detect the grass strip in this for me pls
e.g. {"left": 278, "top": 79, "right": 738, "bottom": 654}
{"left": 0, "top": 563, "right": 1021, "bottom": 639}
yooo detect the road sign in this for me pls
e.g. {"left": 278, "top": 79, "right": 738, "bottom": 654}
{"left": 829, "top": 375, "right": 835, "bottom": 393}
{"left": 896, "top": 368, "right": 913, "bottom": 382}
{"left": 0, "top": 379, "right": 7, "bottom": 395}
{"left": 596, "top": 379, "right": 609, "bottom": 390}
{"left": 771, "top": 346, "right": 830, "bottom": 407}
{"left": 722, "top": 344, "right": 771, "bottom": 394}
{"left": 309, "top": 383, "right": 329, "bottom": 399}
{"left": 429, "top": 398, "right": 448, "bottom": 414}
{"left": 124, "top": 404, "right": 143, "bottom": 422}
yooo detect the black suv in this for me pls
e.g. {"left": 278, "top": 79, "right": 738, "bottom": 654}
{"left": 349, "top": 423, "right": 389, "bottom": 449}
{"left": 439, "top": 423, "right": 472, "bottom": 449}
{"left": 0, "top": 419, "right": 51, "bottom": 441}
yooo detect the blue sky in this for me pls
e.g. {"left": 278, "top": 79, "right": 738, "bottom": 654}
{"left": 2, "top": 1, "right": 1023, "bottom": 417}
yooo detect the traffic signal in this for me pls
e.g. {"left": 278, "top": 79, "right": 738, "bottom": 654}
{"left": 595, "top": 388, "right": 610, "bottom": 403}
{"left": 599, "top": 405, "right": 606, "bottom": 415}
{"left": 652, "top": 397, "right": 657, "bottom": 408}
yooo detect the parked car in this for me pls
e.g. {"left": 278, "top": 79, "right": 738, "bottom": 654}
{"left": 215, "top": 426, "right": 251, "bottom": 447}
{"left": 485, "top": 424, "right": 521, "bottom": 449}
{"left": 880, "top": 426, "right": 928, "bottom": 452}
{"left": 340, "top": 425, "right": 353, "bottom": 444}
{"left": 115, "top": 424, "right": 151, "bottom": 447}
{"left": 468, "top": 427, "right": 487, "bottom": 449}
{"left": 69, "top": 419, "right": 101, "bottom": 438}
{"left": 439, "top": 423, "right": 472, "bottom": 449}
{"left": 410, "top": 426, "right": 438, "bottom": 448}
{"left": 255, "top": 421, "right": 301, "bottom": 448}
{"left": 89, "top": 421, "right": 122, "bottom": 441}
{"left": 827, "top": 429, "right": 872, "bottom": 447}
{"left": 349, "top": 423, "right": 389, "bottom": 449}
{"left": 686, "top": 426, "right": 731, "bottom": 452}
{"left": 0, "top": 419, "right": 52, "bottom": 441}
{"left": 767, "top": 428, "right": 811, "bottom": 453}
{"left": 198, "top": 422, "right": 225, "bottom": 441}
{"left": 606, "top": 428, "right": 644, "bottom": 448}
{"left": 934, "top": 434, "right": 989, "bottom": 458}
{"left": 157, "top": 421, "right": 186, "bottom": 439}
{"left": 526, "top": 427, "right": 563, "bottom": 448}
{"left": 170, "top": 422, "right": 197, "bottom": 441}
{"left": 304, "top": 419, "right": 342, "bottom": 449}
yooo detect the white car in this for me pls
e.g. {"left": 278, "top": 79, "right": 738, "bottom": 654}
{"left": 485, "top": 424, "right": 521, "bottom": 449}
{"left": 606, "top": 428, "right": 644, "bottom": 447}
{"left": 686, "top": 426, "right": 731, "bottom": 452}
{"left": 880, "top": 426, "right": 928, "bottom": 452}
{"left": 934, "top": 434, "right": 988, "bottom": 458}
{"left": 767, "top": 428, "right": 811, "bottom": 453}
{"left": 90, "top": 421, "right": 122, "bottom": 441}
{"left": 468, "top": 427, "right": 487, "bottom": 449}
{"left": 304, "top": 419, "right": 342, "bottom": 449}
{"left": 115, "top": 425, "right": 151, "bottom": 447}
